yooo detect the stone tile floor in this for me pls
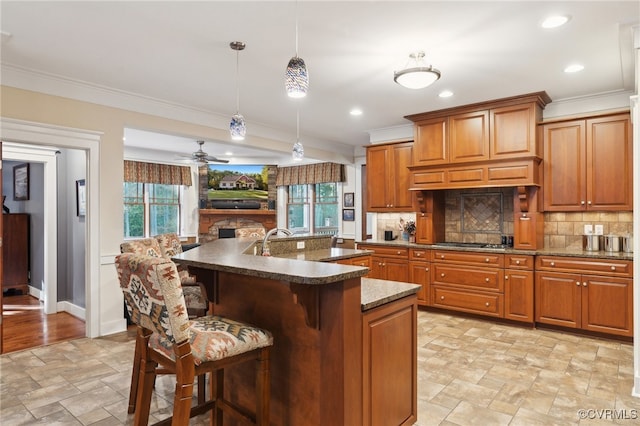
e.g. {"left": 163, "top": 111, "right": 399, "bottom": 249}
{"left": 1, "top": 310, "right": 639, "bottom": 425}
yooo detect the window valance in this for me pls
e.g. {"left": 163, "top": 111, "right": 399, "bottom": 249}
{"left": 276, "top": 162, "right": 345, "bottom": 186}
{"left": 124, "top": 160, "right": 192, "bottom": 186}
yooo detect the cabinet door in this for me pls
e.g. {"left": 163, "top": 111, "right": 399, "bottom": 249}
{"left": 490, "top": 103, "right": 538, "bottom": 159}
{"left": 369, "top": 255, "right": 385, "bottom": 279}
{"left": 449, "top": 110, "right": 489, "bottom": 163}
{"left": 586, "top": 114, "right": 633, "bottom": 211}
{"left": 408, "top": 261, "right": 430, "bottom": 305}
{"left": 363, "top": 297, "right": 417, "bottom": 426}
{"left": 384, "top": 258, "right": 409, "bottom": 282}
{"left": 582, "top": 275, "right": 633, "bottom": 337}
{"left": 390, "top": 142, "right": 415, "bottom": 210}
{"left": 542, "top": 120, "right": 586, "bottom": 211}
{"left": 504, "top": 269, "right": 533, "bottom": 323}
{"left": 535, "top": 271, "right": 581, "bottom": 328}
{"left": 366, "top": 145, "right": 390, "bottom": 210}
{"left": 413, "top": 117, "right": 448, "bottom": 166}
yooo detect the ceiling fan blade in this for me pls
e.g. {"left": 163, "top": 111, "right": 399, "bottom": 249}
{"left": 205, "top": 155, "right": 229, "bottom": 164}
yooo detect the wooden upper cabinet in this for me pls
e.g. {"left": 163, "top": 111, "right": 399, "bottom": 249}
{"left": 543, "top": 113, "right": 632, "bottom": 211}
{"left": 587, "top": 114, "right": 633, "bottom": 210}
{"left": 449, "top": 110, "right": 489, "bottom": 163}
{"left": 490, "top": 103, "right": 539, "bottom": 159}
{"left": 366, "top": 141, "right": 414, "bottom": 211}
{"left": 413, "top": 117, "right": 448, "bottom": 166}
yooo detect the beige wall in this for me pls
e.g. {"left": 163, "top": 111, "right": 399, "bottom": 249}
{"left": 0, "top": 85, "right": 245, "bottom": 254}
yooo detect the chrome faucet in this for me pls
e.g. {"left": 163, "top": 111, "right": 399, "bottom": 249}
{"left": 261, "top": 228, "right": 293, "bottom": 256}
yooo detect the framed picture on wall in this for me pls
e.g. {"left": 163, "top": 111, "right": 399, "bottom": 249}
{"left": 343, "top": 209, "right": 355, "bottom": 221}
{"left": 76, "top": 179, "right": 86, "bottom": 217}
{"left": 343, "top": 192, "right": 354, "bottom": 207}
{"left": 13, "top": 163, "right": 30, "bottom": 201}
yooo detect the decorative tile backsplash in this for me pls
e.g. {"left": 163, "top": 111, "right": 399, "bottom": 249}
{"left": 544, "top": 211, "right": 633, "bottom": 249}
{"left": 445, "top": 188, "right": 513, "bottom": 244}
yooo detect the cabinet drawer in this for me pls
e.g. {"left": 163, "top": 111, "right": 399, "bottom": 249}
{"left": 536, "top": 256, "right": 632, "bottom": 277}
{"left": 345, "top": 256, "right": 371, "bottom": 268}
{"left": 431, "top": 264, "right": 503, "bottom": 292}
{"left": 432, "top": 287, "right": 503, "bottom": 317}
{"left": 506, "top": 255, "right": 534, "bottom": 270}
{"left": 431, "top": 250, "right": 504, "bottom": 267}
{"left": 358, "top": 245, "right": 408, "bottom": 258}
{"left": 409, "top": 249, "right": 429, "bottom": 261}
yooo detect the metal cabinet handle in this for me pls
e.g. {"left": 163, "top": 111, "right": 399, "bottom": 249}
{"left": 587, "top": 201, "right": 592, "bottom": 205}
{"left": 441, "top": 255, "right": 445, "bottom": 259}
{"left": 425, "top": 268, "right": 429, "bottom": 272}
{"left": 415, "top": 252, "right": 422, "bottom": 257}
{"left": 611, "top": 266, "right": 616, "bottom": 271}
{"left": 485, "top": 302, "right": 490, "bottom": 307}
{"left": 576, "top": 281, "right": 581, "bottom": 286}
{"left": 440, "top": 296, "right": 445, "bottom": 300}
{"left": 397, "top": 251, "right": 402, "bottom": 255}
{"left": 582, "top": 282, "right": 587, "bottom": 287}
{"left": 550, "top": 262, "right": 555, "bottom": 267}
{"left": 516, "top": 260, "right": 521, "bottom": 265}
{"left": 441, "top": 273, "right": 445, "bottom": 277}
{"left": 485, "top": 278, "right": 490, "bottom": 282}
{"left": 505, "top": 275, "right": 509, "bottom": 280}
{"left": 581, "top": 201, "right": 585, "bottom": 205}
{"left": 485, "top": 258, "right": 490, "bottom": 263}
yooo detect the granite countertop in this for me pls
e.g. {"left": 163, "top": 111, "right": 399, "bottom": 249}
{"left": 173, "top": 238, "right": 369, "bottom": 285}
{"left": 361, "top": 278, "right": 421, "bottom": 311}
{"left": 357, "top": 239, "right": 634, "bottom": 261}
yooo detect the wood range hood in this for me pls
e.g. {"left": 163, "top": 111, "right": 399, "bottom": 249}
{"left": 405, "top": 91, "right": 551, "bottom": 192}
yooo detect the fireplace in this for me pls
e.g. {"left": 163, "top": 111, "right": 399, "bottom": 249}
{"left": 199, "top": 209, "right": 277, "bottom": 243}
{"left": 218, "top": 228, "right": 236, "bottom": 239}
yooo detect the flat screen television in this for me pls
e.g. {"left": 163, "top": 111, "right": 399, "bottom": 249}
{"left": 206, "top": 164, "right": 272, "bottom": 209}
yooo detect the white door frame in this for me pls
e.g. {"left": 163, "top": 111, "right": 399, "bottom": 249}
{"left": 1, "top": 118, "right": 101, "bottom": 338}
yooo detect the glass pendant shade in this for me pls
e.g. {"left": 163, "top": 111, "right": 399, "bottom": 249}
{"left": 230, "top": 113, "right": 246, "bottom": 141}
{"left": 394, "top": 51, "right": 441, "bottom": 89}
{"left": 292, "top": 140, "right": 304, "bottom": 161}
{"left": 285, "top": 56, "right": 309, "bottom": 98}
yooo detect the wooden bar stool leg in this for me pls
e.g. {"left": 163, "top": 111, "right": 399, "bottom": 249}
{"left": 212, "top": 369, "right": 224, "bottom": 426}
{"left": 134, "top": 355, "right": 157, "bottom": 426}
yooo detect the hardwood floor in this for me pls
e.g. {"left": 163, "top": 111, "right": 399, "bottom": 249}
{"left": 1, "top": 294, "right": 85, "bottom": 354}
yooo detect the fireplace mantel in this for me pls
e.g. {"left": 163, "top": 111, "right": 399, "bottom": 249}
{"left": 199, "top": 209, "right": 277, "bottom": 235}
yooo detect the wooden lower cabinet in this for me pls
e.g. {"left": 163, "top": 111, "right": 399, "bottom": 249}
{"left": 336, "top": 255, "right": 371, "bottom": 274}
{"left": 357, "top": 245, "right": 409, "bottom": 281}
{"left": 504, "top": 255, "right": 534, "bottom": 322}
{"left": 362, "top": 294, "right": 417, "bottom": 426}
{"left": 408, "top": 249, "right": 430, "bottom": 305}
{"left": 535, "top": 256, "right": 633, "bottom": 337}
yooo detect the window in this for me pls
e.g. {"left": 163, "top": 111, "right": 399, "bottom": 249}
{"left": 287, "top": 183, "right": 339, "bottom": 235}
{"left": 123, "top": 182, "right": 181, "bottom": 238}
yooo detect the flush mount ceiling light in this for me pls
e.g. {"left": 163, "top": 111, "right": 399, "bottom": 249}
{"left": 394, "top": 51, "right": 441, "bottom": 89}
{"left": 285, "top": 1, "right": 309, "bottom": 98}
{"left": 229, "top": 41, "right": 246, "bottom": 141}
{"left": 564, "top": 63, "right": 584, "bottom": 73}
{"left": 541, "top": 15, "right": 570, "bottom": 29}
{"left": 292, "top": 109, "right": 304, "bottom": 161}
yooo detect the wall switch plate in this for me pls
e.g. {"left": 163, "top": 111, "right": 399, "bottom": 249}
{"left": 584, "top": 224, "right": 593, "bottom": 235}
{"left": 296, "top": 241, "right": 305, "bottom": 249}
{"left": 594, "top": 224, "right": 604, "bottom": 235}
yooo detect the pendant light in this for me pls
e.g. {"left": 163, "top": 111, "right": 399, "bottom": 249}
{"left": 394, "top": 51, "right": 441, "bottom": 89}
{"left": 285, "top": 1, "right": 309, "bottom": 98}
{"left": 292, "top": 109, "right": 304, "bottom": 161}
{"left": 229, "top": 41, "right": 246, "bottom": 141}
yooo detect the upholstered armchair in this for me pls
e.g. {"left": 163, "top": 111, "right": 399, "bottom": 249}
{"left": 120, "top": 234, "right": 208, "bottom": 318}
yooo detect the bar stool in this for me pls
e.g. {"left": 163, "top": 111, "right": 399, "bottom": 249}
{"left": 115, "top": 253, "right": 273, "bottom": 425}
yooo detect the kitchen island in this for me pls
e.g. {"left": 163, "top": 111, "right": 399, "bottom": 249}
{"left": 174, "top": 237, "right": 420, "bottom": 426}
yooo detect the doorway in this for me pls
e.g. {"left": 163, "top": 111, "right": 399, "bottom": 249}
{"left": 0, "top": 118, "right": 102, "bottom": 347}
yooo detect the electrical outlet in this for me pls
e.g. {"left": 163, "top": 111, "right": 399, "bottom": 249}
{"left": 297, "top": 241, "right": 305, "bottom": 249}
{"left": 594, "top": 224, "right": 604, "bottom": 235}
{"left": 584, "top": 224, "right": 593, "bottom": 235}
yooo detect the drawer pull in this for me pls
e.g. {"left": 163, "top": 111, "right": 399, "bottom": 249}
{"left": 583, "top": 282, "right": 587, "bottom": 287}
{"left": 416, "top": 252, "right": 422, "bottom": 257}
{"left": 576, "top": 281, "right": 581, "bottom": 286}
{"left": 440, "top": 296, "right": 445, "bottom": 300}
{"left": 516, "top": 260, "right": 520, "bottom": 265}
{"left": 550, "top": 262, "right": 555, "bottom": 267}
{"left": 441, "top": 255, "right": 445, "bottom": 259}
{"left": 505, "top": 275, "right": 509, "bottom": 280}
{"left": 441, "top": 273, "right": 445, "bottom": 277}
{"left": 485, "top": 302, "right": 490, "bottom": 307}
{"left": 485, "top": 258, "right": 490, "bottom": 263}
{"left": 611, "top": 266, "right": 616, "bottom": 271}
{"left": 485, "top": 278, "right": 490, "bottom": 282}
{"left": 397, "top": 251, "right": 402, "bottom": 255}
{"left": 425, "top": 268, "right": 429, "bottom": 272}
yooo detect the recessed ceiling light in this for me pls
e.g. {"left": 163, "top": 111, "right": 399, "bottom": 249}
{"left": 224, "top": 151, "right": 233, "bottom": 156}
{"left": 564, "top": 64, "right": 584, "bottom": 73}
{"left": 350, "top": 108, "right": 363, "bottom": 116}
{"left": 438, "top": 90, "right": 453, "bottom": 98}
{"left": 541, "top": 15, "right": 570, "bottom": 29}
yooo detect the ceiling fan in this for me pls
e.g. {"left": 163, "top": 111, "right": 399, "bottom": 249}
{"left": 181, "top": 140, "right": 229, "bottom": 164}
